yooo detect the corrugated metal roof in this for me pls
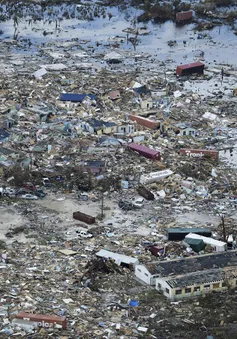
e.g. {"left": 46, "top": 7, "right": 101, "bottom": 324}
{"left": 165, "top": 268, "right": 225, "bottom": 288}
{"left": 146, "top": 250, "right": 237, "bottom": 276}
{"left": 168, "top": 227, "right": 211, "bottom": 234}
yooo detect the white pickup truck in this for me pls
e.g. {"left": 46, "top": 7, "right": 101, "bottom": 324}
{"left": 76, "top": 230, "right": 93, "bottom": 238}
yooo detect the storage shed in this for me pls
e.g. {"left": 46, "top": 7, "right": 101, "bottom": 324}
{"left": 176, "top": 62, "right": 204, "bottom": 76}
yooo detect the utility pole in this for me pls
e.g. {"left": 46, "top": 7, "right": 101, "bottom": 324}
{"left": 221, "top": 68, "right": 224, "bottom": 86}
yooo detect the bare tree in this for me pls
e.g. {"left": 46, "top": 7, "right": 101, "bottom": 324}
{"left": 13, "top": 14, "right": 19, "bottom": 40}
{"left": 129, "top": 31, "right": 139, "bottom": 51}
{"left": 217, "top": 212, "right": 227, "bottom": 242}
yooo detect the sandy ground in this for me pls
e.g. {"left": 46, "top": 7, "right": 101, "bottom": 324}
{"left": 0, "top": 192, "right": 152, "bottom": 244}
{"left": 35, "top": 193, "right": 152, "bottom": 237}
{"left": 176, "top": 212, "right": 220, "bottom": 226}
{"left": 0, "top": 205, "right": 31, "bottom": 244}
{"left": 0, "top": 193, "right": 225, "bottom": 244}
{"left": 35, "top": 192, "right": 114, "bottom": 220}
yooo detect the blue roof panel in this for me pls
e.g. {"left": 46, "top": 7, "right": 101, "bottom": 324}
{"left": 60, "top": 93, "right": 96, "bottom": 102}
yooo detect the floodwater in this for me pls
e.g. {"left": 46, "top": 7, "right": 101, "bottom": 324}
{"left": 0, "top": 2, "right": 237, "bottom": 68}
{"left": 1, "top": 2, "right": 237, "bottom": 160}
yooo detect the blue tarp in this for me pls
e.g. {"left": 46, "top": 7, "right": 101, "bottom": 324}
{"left": 129, "top": 299, "right": 139, "bottom": 307}
{"left": 60, "top": 93, "right": 96, "bottom": 102}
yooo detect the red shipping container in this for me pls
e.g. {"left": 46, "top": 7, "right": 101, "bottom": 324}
{"left": 180, "top": 148, "right": 219, "bottom": 161}
{"left": 176, "top": 11, "right": 192, "bottom": 22}
{"left": 130, "top": 115, "right": 159, "bottom": 130}
{"left": 73, "top": 211, "right": 95, "bottom": 224}
{"left": 14, "top": 312, "right": 67, "bottom": 329}
{"left": 176, "top": 62, "right": 204, "bottom": 76}
{"left": 128, "top": 142, "right": 160, "bottom": 160}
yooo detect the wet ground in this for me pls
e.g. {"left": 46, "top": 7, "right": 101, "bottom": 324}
{"left": 0, "top": 2, "right": 236, "bottom": 68}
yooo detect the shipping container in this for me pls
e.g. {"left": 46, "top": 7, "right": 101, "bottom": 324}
{"left": 128, "top": 142, "right": 161, "bottom": 160}
{"left": 180, "top": 148, "right": 219, "bottom": 161}
{"left": 73, "top": 211, "right": 95, "bottom": 224}
{"left": 140, "top": 169, "right": 173, "bottom": 184}
{"left": 130, "top": 115, "right": 159, "bottom": 130}
{"left": 183, "top": 238, "right": 206, "bottom": 253}
{"left": 15, "top": 312, "right": 67, "bottom": 329}
{"left": 168, "top": 227, "right": 212, "bottom": 241}
{"left": 137, "top": 186, "right": 154, "bottom": 200}
{"left": 176, "top": 10, "right": 193, "bottom": 23}
{"left": 176, "top": 62, "right": 204, "bottom": 76}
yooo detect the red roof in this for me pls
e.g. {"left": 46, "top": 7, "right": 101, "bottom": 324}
{"left": 177, "top": 62, "right": 204, "bottom": 70}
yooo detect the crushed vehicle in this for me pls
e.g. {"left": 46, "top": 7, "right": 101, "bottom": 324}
{"left": 1, "top": 187, "right": 16, "bottom": 197}
{"left": 15, "top": 188, "right": 30, "bottom": 196}
{"left": 23, "top": 182, "right": 37, "bottom": 191}
{"left": 35, "top": 189, "right": 46, "bottom": 198}
{"left": 131, "top": 197, "right": 145, "bottom": 208}
{"left": 20, "top": 194, "right": 38, "bottom": 200}
{"left": 43, "top": 178, "right": 51, "bottom": 187}
{"left": 118, "top": 199, "right": 135, "bottom": 211}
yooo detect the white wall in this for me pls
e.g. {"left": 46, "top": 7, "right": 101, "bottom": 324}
{"left": 117, "top": 124, "right": 135, "bottom": 134}
{"left": 156, "top": 278, "right": 172, "bottom": 299}
{"left": 180, "top": 128, "right": 196, "bottom": 137}
{"left": 135, "top": 265, "right": 153, "bottom": 285}
{"left": 141, "top": 99, "right": 153, "bottom": 110}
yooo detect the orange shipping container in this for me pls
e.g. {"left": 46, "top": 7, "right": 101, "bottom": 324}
{"left": 176, "top": 62, "right": 204, "bottom": 76}
{"left": 130, "top": 115, "right": 159, "bottom": 130}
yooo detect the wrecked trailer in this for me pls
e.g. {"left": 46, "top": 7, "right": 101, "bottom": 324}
{"left": 73, "top": 211, "right": 95, "bottom": 224}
